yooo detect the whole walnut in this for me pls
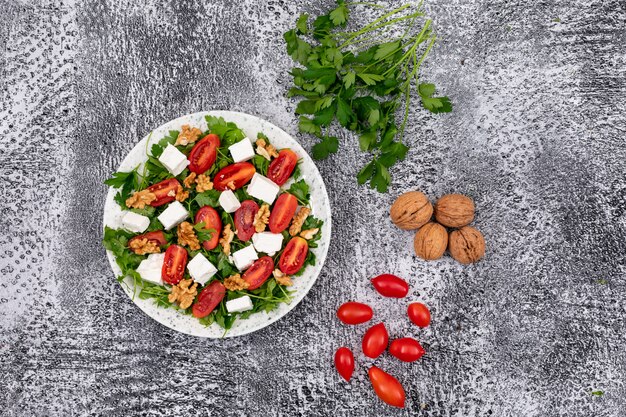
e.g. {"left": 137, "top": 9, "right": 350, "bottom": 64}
{"left": 435, "top": 194, "right": 475, "bottom": 228}
{"left": 390, "top": 191, "right": 433, "bottom": 230}
{"left": 448, "top": 226, "right": 485, "bottom": 264}
{"left": 413, "top": 222, "right": 448, "bottom": 260}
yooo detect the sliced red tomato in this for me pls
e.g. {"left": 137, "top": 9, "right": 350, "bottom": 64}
{"left": 278, "top": 236, "right": 308, "bottom": 275}
{"left": 362, "top": 323, "right": 389, "bottom": 359}
{"left": 161, "top": 244, "right": 188, "bottom": 285}
{"left": 188, "top": 134, "right": 220, "bottom": 174}
{"left": 389, "top": 337, "right": 425, "bottom": 362}
{"left": 336, "top": 302, "right": 373, "bottom": 325}
{"left": 267, "top": 149, "right": 298, "bottom": 186}
{"left": 242, "top": 256, "right": 275, "bottom": 290}
{"left": 334, "top": 347, "right": 355, "bottom": 382}
{"left": 371, "top": 274, "right": 409, "bottom": 298}
{"left": 213, "top": 162, "right": 256, "bottom": 191}
{"left": 407, "top": 302, "right": 431, "bottom": 328}
{"left": 128, "top": 231, "right": 167, "bottom": 248}
{"left": 368, "top": 366, "right": 406, "bottom": 408}
{"left": 269, "top": 193, "right": 298, "bottom": 233}
{"left": 147, "top": 178, "right": 181, "bottom": 207}
{"left": 195, "top": 206, "right": 222, "bottom": 250}
{"left": 234, "top": 200, "right": 259, "bottom": 242}
{"left": 192, "top": 281, "right": 226, "bottom": 318}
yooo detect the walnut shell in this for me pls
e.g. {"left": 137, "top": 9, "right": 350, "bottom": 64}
{"left": 390, "top": 191, "right": 433, "bottom": 230}
{"left": 413, "top": 222, "right": 448, "bottom": 260}
{"left": 434, "top": 194, "right": 475, "bottom": 228}
{"left": 448, "top": 226, "right": 485, "bottom": 264}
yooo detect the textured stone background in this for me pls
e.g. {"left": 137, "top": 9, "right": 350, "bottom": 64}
{"left": 1, "top": 0, "right": 625, "bottom": 416}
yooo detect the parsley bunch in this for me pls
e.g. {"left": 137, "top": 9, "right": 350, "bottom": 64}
{"left": 284, "top": 0, "right": 451, "bottom": 192}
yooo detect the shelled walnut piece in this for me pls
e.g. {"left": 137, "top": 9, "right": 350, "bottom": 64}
{"left": 196, "top": 174, "right": 213, "bottom": 192}
{"left": 219, "top": 224, "right": 234, "bottom": 255}
{"left": 289, "top": 207, "right": 311, "bottom": 236}
{"left": 177, "top": 222, "right": 200, "bottom": 250}
{"left": 175, "top": 184, "right": 189, "bottom": 202}
{"left": 175, "top": 125, "right": 202, "bottom": 146}
{"left": 273, "top": 269, "right": 292, "bottom": 286}
{"left": 224, "top": 274, "right": 249, "bottom": 291}
{"left": 129, "top": 238, "right": 160, "bottom": 255}
{"left": 254, "top": 204, "right": 270, "bottom": 232}
{"left": 125, "top": 189, "right": 156, "bottom": 209}
{"left": 168, "top": 279, "right": 198, "bottom": 309}
{"left": 256, "top": 138, "right": 279, "bottom": 160}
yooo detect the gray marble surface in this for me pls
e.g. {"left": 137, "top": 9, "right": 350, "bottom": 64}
{"left": 1, "top": 0, "right": 625, "bottom": 416}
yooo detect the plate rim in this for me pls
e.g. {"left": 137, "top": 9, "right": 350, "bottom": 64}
{"left": 102, "top": 110, "right": 332, "bottom": 338}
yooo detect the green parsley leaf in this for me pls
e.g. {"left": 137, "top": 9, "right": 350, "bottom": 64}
{"left": 418, "top": 83, "right": 452, "bottom": 113}
{"left": 311, "top": 136, "right": 338, "bottom": 160}
{"left": 205, "top": 115, "right": 246, "bottom": 146}
{"left": 194, "top": 222, "right": 216, "bottom": 242}
{"left": 335, "top": 96, "right": 355, "bottom": 128}
{"left": 357, "top": 73, "right": 385, "bottom": 86}
{"left": 343, "top": 71, "right": 356, "bottom": 89}
{"left": 195, "top": 190, "right": 221, "bottom": 207}
{"left": 329, "top": 2, "right": 348, "bottom": 26}
{"left": 298, "top": 116, "right": 322, "bottom": 136}
{"left": 252, "top": 154, "right": 269, "bottom": 175}
{"left": 296, "top": 13, "right": 309, "bottom": 34}
{"left": 105, "top": 169, "right": 140, "bottom": 208}
{"left": 591, "top": 390, "right": 604, "bottom": 396}
{"left": 287, "top": 179, "right": 310, "bottom": 205}
{"left": 284, "top": 29, "right": 312, "bottom": 66}
{"left": 374, "top": 41, "right": 401, "bottom": 60}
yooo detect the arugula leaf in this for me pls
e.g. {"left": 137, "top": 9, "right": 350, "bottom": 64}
{"left": 418, "top": 83, "right": 452, "bottom": 113}
{"left": 287, "top": 179, "right": 310, "bottom": 205}
{"left": 311, "top": 136, "right": 339, "bottom": 160}
{"left": 195, "top": 190, "right": 221, "bottom": 207}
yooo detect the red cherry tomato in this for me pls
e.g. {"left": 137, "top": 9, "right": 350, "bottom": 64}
{"left": 268, "top": 193, "right": 298, "bottom": 233}
{"left": 234, "top": 200, "right": 259, "bottom": 242}
{"left": 362, "top": 323, "right": 389, "bottom": 358}
{"left": 195, "top": 206, "right": 222, "bottom": 250}
{"left": 407, "top": 302, "right": 431, "bottom": 328}
{"left": 213, "top": 162, "right": 256, "bottom": 191}
{"left": 371, "top": 274, "right": 409, "bottom": 298}
{"left": 267, "top": 149, "right": 298, "bottom": 186}
{"left": 278, "top": 237, "right": 308, "bottom": 275}
{"left": 334, "top": 347, "right": 355, "bottom": 382}
{"left": 368, "top": 366, "right": 406, "bottom": 408}
{"left": 336, "top": 302, "right": 373, "bottom": 325}
{"left": 161, "top": 244, "right": 188, "bottom": 285}
{"left": 389, "top": 338, "right": 425, "bottom": 362}
{"left": 242, "top": 256, "right": 275, "bottom": 290}
{"left": 192, "top": 281, "right": 226, "bottom": 318}
{"left": 146, "top": 178, "right": 181, "bottom": 207}
{"left": 128, "top": 231, "right": 167, "bottom": 248}
{"left": 188, "top": 134, "right": 220, "bottom": 174}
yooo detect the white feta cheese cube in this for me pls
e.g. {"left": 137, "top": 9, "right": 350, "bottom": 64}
{"left": 226, "top": 295, "right": 254, "bottom": 313}
{"left": 228, "top": 137, "right": 255, "bottom": 163}
{"left": 136, "top": 253, "right": 165, "bottom": 285}
{"left": 247, "top": 173, "right": 280, "bottom": 204}
{"left": 121, "top": 211, "right": 150, "bottom": 233}
{"left": 232, "top": 245, "right": 258, "bottom": 271}
{"left": 158, "top": 144, "right": 189, "bottom": 176}
{"left": 219, "top": 190, "right": 241, "bottom": 213}
{"left": 252, "top": 232, "right": 284, "bottom": 256}
{"left": 187, "top": 253, "right": 218, "bottom": 285}
{"left": 157, "top": 201, "right": 189, "bottom": 230}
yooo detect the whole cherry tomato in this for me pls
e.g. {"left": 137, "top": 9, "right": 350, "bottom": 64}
{"left": 371, "top": 274, "right": 409, "bottom": 298}
{"left": 407, "top": 302, "right": 431, "bottom": 328}
{"left": 234, "top": 200, "right": 259, "bottom": 242}
{"left": 213, "top": 162, "right": 256, "bottom": 191}
{"left": 128, "top": 231, "right": 167, "bottom": 249}
{"left": 334, "top": 347, "right": 355, "bottom": 382}
{"left": 389, "top": 337, "right": 425, "bottom": 362}
{"left": 362, "top": 323, "right": 389, "bottom": 358}
{"left": 242, "top": 256, "right": 274, "bottom": 290}
{"left": 268, "top": 193, "right": 298, "bottom": 233}
{"left": 161, "top": 244, "right": 188, "bottom": 285}
{"left": 146, "top": 178, "right": 181, "bottom": 207}
{"left": 336, "top": 302, "right": 373, "bottom": 325}
{"left": 267, "top": 149, "right": 298, "bottom": 186}
{"left": 195, "top": 206, "right": 222, "bottom": 250}
{"left": 192, "top": 281, "right": 226, "bottom": 318}
{"left": 188, "top": 133, "right": 220, "bottom": 174}
{"left": 368, "top": 366, "right": 406, "bottom": 408}
{"left": 278, "top": 237, "right": 308, "bottom": 275}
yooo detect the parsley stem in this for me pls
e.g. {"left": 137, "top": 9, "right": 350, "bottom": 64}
{"left": 339, "top": 3, "right": 413, "bottom": 48}
{"left": 345, "top": 1, "right": 386, "bottom": 8}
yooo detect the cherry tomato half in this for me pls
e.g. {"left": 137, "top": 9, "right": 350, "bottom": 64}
{"left": 337, "top": 302, "right": 373, "bottom": 325}
{"left": 278, "top": 236, "right": 308, "bottom": 275}
{"left": 234, "top": 200, "right": 259, "bottom": 242}
{"left": 368, "top": 366, "right": 406, "bottom": 408}
{"left": 188, "top": 133, "right": 220, "bottom": 174}
{"left": 269, "top": 193, "right": 298, "bottom": 233}
{"left": 147, "top": 178, "right": 181, "bottom": 207}
{"left": 407, "top": 302, "right": 431, "bottom": 328}
{"left": 128, "top": 231, "right": 167, "bottom": 248}
{"left": 213, "top": 162, "right": 256, "bottom": 191}
{"left": 195, "top": 206, "right": 222, "bottom": 250}
{"left": 242, "top": 256, "right": 275, "bottom": 290}
{"left": 371, "top": 274, "right": 409, "bottom": 298}
{"left": 162, "top": 244, "right": 188, "bottom": 285}
{"left": 334, "top": 347, "right": 355, "bottom": 382}
{"left": 389, "top": 338, "right": 425, "bottom": 362}
{"left": 267, "top": 149, "right": 298, "bottom": 186}
{"left": 192, "top": 281, "right": 226, "bottom": 318}
{"left": 362, "top": 323, "right": 389, "bottom": 359}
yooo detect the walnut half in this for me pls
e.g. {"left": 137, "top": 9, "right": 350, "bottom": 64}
{"left": 168, "top": 279, "right": 198, "bottom": 309}
{"left": 289, "top": 207, "right": 311, "bottom": 236}
{"left": 224, "top": 274, "right": 249, "bottom": 291}
{"left": 254, "top": 204, "right": 270, "bottom": 232}
{"left": 177, "top": 221, "right": 200, "bottom": 250}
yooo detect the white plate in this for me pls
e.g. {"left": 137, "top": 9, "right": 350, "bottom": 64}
{"left": 103, "top": 111, "right": 332, "bottom": 338}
